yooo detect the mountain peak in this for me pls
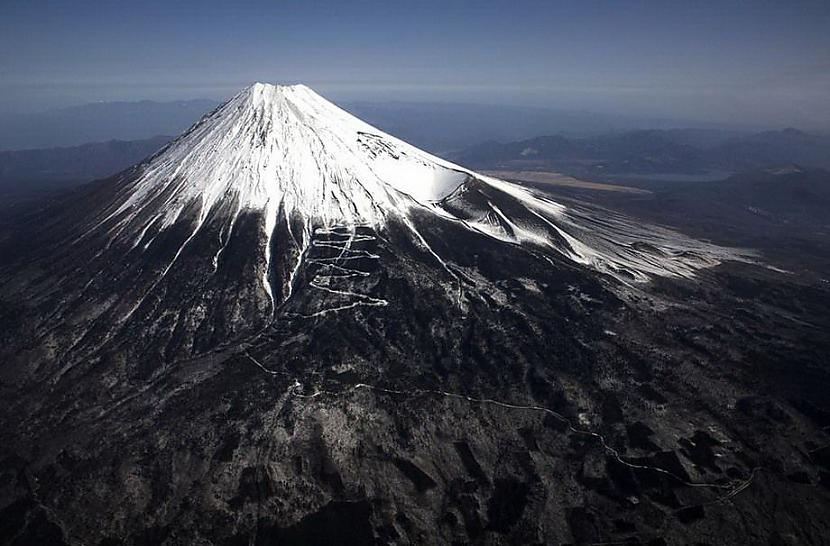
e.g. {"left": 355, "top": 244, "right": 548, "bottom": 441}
{"left": 246, "top": 81, "right": 309, "bottom": 91}
{"left": 113, "top": 82, "right": 468, "bottom": 236}
{"left": 242, "top": 82, "right": 315, "bottom": 103}
{"left": 41, "top": 83, "right": 741, "bottom": 353}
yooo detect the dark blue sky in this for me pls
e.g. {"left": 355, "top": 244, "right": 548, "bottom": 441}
{"left": 2, "top": 0, "right": 829, "bottom": 128}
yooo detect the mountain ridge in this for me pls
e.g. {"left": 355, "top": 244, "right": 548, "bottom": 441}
{"left": 0, "top": 136, "right": 172, "bottom": 192}
{"left": 452, "top": 127, "right": 830, "bottom": 176}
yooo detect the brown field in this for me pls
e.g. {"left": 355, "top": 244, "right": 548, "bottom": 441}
{"left": 483, "top": 170, "right": 651, "bottom": 194}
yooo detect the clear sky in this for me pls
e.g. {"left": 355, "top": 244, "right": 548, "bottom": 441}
{"left": 1, "top": 0, "right": 829, "bottom": 128}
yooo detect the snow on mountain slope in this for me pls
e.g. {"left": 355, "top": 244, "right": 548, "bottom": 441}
{"left": 82, "top": 82, "right": 735, "bottom": 294}
{"left": 0, "top": 82, "right": 746, "bottom": 367}
{"left": 102, "top": 83, "right": 466, "bottom": 233}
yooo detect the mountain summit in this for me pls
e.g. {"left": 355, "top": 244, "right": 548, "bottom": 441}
{"left": 1, "top": 83, "right": 733, "bottom": 368}
{"left": 116, "top": 83, "right": 468, "bottom": 230}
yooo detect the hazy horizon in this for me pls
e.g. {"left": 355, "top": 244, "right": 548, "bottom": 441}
{"left": 2, "top": 1, "right": 829, "bottom": 130}
{"left": 0, "top": 92, "right": 778, "bottom": 132}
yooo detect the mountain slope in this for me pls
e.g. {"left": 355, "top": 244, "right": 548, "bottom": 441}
{"left": 1, "top": 84, "right": 828, "bottom": 546}
{"left": 0, "top": 84, "right": 732, "bottom": 371}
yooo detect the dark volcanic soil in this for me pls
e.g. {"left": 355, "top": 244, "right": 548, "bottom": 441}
{"left": 1, "top": 185, "right": 829, "bottom": 545}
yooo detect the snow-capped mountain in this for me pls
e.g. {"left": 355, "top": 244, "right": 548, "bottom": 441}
{"left": 86, "top": 83, "right": 727, "bottom": 287}
{"left": 2, "top": 82, "right": 735, "bottom": 370}
{"left": 10, "top": 84, "right": 817, "bottom": 546}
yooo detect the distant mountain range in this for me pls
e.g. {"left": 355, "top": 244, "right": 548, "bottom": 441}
{"left": 0, "top": 136, "right": 172, "bottom": 192}
{"left": 451, "top": 128, "right": 830, "bottom": 176}
{"left": 0, "top": 100, "right": 215, "bottom": 150}
{"left": 341, "top": 102, "right": 739, "bottom": 153}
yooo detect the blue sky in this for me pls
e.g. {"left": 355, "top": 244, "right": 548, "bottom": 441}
{"left": 1, "top": 0, "right": 829, "bottom": 128}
